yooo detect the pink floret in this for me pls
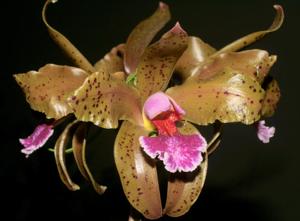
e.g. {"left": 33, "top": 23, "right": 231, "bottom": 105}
{"left": 19, "top": 124, "right": 54, "bottom": 157}
{"left": 256, "top": 120, "right": 275, "bottom": 143}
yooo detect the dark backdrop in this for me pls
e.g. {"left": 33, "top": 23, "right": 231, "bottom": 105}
{"left": 2, "top": 0, "right": 299, "bottom": 220}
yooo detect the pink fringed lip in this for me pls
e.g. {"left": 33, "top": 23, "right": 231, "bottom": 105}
{"left": 19, "top": 124, "right": 54, "bottom": 157}
{"left": 256, "top": 120, "right": 275, "bottom": 143}
{"left": 139, "top": 133, "right": 207, "bottom": 173}
{"left": 140, "top": 92, "right": 207, "bottom": 173}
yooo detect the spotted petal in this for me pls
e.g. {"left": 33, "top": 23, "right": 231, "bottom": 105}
{"left": 14, "top": 64, "right": 89, "bottom": 119}
{"left": 190, "top": 50, "right": 277, "bottom": 84}
{"left": 94, "top": 44, "right": 126, "bottom": 79}
{"left": 68, "top": 66, "right": 143, "bottom": 128}
{"left": 42, "top": 0, "right": 95, "bottom": 73}
{"left": 262, "top": 79, "right": 280, "bottom": 117}
{"left": 54, "top": 121, "right": 80, "bottom": 191}
{"left": 114, "top": 121, "right": 162, "bottom": 219}
{"left": 216, "top": 5, "right": 284, "bottom": 54}
{"left": 164, "top": 122, "right": 208, "bottom": 217}
{"left": 135, "top": 23, "right": 188, "bottom": 101}
{"left": 124, "top": 2, "right": 171, "bottom": 74}
{"left": 175, "top": 36, "right": 216, "bottom": 80}
{"left": 167, "top": 67, "right": 265, "bottom": 125}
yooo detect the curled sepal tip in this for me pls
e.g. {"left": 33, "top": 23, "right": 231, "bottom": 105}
{"left": 72, "top": 123, "right": 107, "bottom": 194}
{"left": 217, "top": 5, "right": 284, "bottom": 54}
{"left": 42, "top": 0, "right": 95, "bottom": 73}
{"left": 54, "top": 121, "right": 80, "bottom": 191}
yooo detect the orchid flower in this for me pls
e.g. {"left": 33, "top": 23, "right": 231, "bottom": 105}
{"left": 14, "top": 0, "right": 284, "bottom": 220}
{"left": 139, "top": 92, "right": 207, "bottom": 173}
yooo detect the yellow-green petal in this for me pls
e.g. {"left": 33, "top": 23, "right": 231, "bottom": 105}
{"left": 124, "top": 2, "right": 171, "bottom": 74}
{"left": 175, "top": 36, "right": 216, "bottom": 80}
{"left": 167, "top": 70, "right": 265, "bottom": 125}
{"left": 261, "top": 79, "right": 280, "bottom": 117}
{"left": 68, "top": 67, "right": 143, "bottom": 129}
{"left": 114, "top": 121, "right": 162, "bottom": 219}
{"left": 54, "top": 121, "right": 80, "bottom": 191}
{"left": 191, "top": 50, "right": 277, "bottom": 84}
{"left": 14, "top": 64, "right": 88, "bottom": 119}
{"left": 216, "top": 5, "right": 284, "bottom": 54}
{"left": 42, "top": 0, "right": 95, "bottom": 73}
{"left": 94, "top": 44, "right": 125, "bottom": 77}
{"left": 72, "top": 123, "right": 107, "bottom": 194}
{"left": 135, "top": 23, "right": 188, "bottom": 101}
{"left": 164, "top": 122, "right": 208, "bottom": 217}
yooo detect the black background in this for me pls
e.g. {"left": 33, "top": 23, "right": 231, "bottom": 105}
{"left": 2, "top": 0, "right": 300, "bottom": 220}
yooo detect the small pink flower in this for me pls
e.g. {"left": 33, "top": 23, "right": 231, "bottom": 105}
{"left": 19, "top": 124, "right": 54, "bottom": 157}
{"left": 256, "top": 120, "right": 275, "bottom": 143}
{"left": 139, "top": 92, "right": 207, "bottom": 173}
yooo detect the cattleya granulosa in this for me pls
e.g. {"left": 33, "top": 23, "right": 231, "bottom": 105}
{"left": 15, "top": 0, "right": 284, "bottom": 219}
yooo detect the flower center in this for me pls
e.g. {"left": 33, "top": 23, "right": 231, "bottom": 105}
{"left": 151, "top": 111, "right": 181, "bottom": 136}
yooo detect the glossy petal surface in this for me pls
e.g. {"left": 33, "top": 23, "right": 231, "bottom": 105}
{"left": 164, "top": 122, "right": 208, "bottom": 217}
{"left": 68, "top": 68, "right": 143, "bottom": 128}
{"left": 14, "top": 64, "right": 88, "bottom": 119}
{"left": 94, "top": 44, "right": 125, "bottom": 76}
{"left": 191, "top": 50, "right": 276, "bottom": 84}
{"left": 114, "top": 121, "right": 162, "bottom": 219}
{"left": 175, "top": 36, "right": 216, "bottom": 80}
{"left": 135, "top": 23, "right": 188, "bottom": 101}
{"left": 124, "top": 2, "right": 171, "bottom": 74}
{"left": 167, "top": 70, "right": 265, "bottom": 125}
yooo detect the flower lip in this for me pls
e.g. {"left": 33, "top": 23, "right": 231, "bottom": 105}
{"left": 139, "top": 133, "right": 207, "bottom": 173}
{"left": 140, "top": 92, "right": 207, "bottom": 173}
{"left": 19, "top": 124, "right": 54, "bottom": 157}
{"left": 256, "top": 120, "right": 275, "bottom": 143}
